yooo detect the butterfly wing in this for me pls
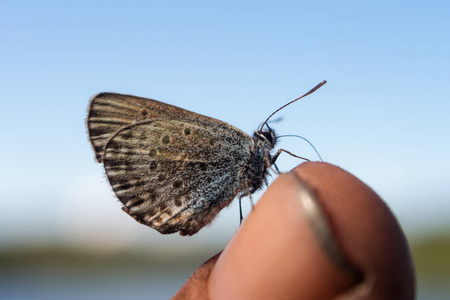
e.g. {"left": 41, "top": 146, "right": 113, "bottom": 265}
{"left": 103, "top": 119, "right": 254, "bottom": 235}
{"left": 87, "top": 93, "right": 214, "bottom": 163}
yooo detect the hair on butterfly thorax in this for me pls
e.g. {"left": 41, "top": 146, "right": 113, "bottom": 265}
{"left": 86, "top": 81, "right": 327, "bottom": 236}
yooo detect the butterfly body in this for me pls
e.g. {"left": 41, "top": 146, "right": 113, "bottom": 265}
{"left": 87, "top": 93, "right": 276, "bottom": 235}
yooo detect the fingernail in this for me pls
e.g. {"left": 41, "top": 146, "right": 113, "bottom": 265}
{"left": 292, "top": 173, "right": 362, "bottom": 281}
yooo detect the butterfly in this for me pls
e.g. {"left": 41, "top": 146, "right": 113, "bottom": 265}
{"left": 86, "top": 81, "right": 325, "bottom": 235}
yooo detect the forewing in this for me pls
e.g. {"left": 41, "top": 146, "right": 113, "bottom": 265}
{"left": 103, "top": 119, "right": 254, "bottom": 235}
{"left": 87, "top": 93, "right": 212, "bottom": 163}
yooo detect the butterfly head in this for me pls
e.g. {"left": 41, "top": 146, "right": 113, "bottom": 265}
{"left": 254, "top": 125, "right": 277, "bottom": 149}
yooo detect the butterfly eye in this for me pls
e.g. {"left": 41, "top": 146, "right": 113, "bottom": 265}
{"left": 260, "top": 131, "right": 274, "bottom": 144}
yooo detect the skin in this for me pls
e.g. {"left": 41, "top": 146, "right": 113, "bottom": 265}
{"left": 171, "top": 162, "right": 416, "bottom": 299}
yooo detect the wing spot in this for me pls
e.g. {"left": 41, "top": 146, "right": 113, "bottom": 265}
{"left": 149, "top": 161, "right": 157, "bottom": 170}
{"left": 159, "top": 202, "right": 167, "bottom": 211}
{"left": 209, "top": 139, "right": 215, "bottom": 146}
{"left": 174, "top": 195, "right": 183, "bottom": 207}
{"left": 158, "top": 174, "right": 166, "bottom": 181}
{"left": 199, "top": 162, "right": 207, "bottom": 171}
{"left": 138, "top": 131, "right": 147, "bottom": 139}
{"left": 173, "top": 180, "right": 183, "bottom": 189}
{"left": 108, "top": 140, "right": 120, "bottom": 150}
{"left": 184, "top": 128, "right": 191, "bottom": 136}
{"left": 149, "top": 149, "right": 157, "bottom": 157}
{"left": 146, "top": 189, "right": 158, "bottom": 200}
{"left": 141, "top": 110, "right": 148, "bottom": 116}
{"left": 122, "top": 131, "right": 133, "bottom": 140}
{"left": 162, "top": 136, "right": 170, "bottom": 144}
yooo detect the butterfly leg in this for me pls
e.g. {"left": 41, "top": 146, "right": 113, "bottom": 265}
{"left": 249, "top": 193, "right": 254, "bottom": 209}
{"left": 265, "top": 154, "right": 279, "bottom": 174}
{"left": 271, "top": 162, "right": 280, "bottom": 174}
{"left": 238, "top": 193, "right": 255, "bottom": 224}
{"left": 245, "top": 180, "right": 255, "bottom": 211}
{"left": 239, "top": 196, "right": 244, "bottom": 224}
{"left": 271, "top": 148, "right": 310, "bottom": 165}
{"left": 274, "top": 162, "right": 280, "bottom": 173}
{"left": 238, "top": 181, "right": 256, "bottom": 224}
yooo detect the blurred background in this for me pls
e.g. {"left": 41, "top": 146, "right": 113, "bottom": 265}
{"left": 1, "top": 1, "right": 449, "bottom": 299}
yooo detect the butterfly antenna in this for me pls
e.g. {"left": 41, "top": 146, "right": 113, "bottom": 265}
{"left": 278, "top": 134, "right": 324, "bottom": 162}
{"left": 259, "top": 80, "right": 327, "bottom": 131}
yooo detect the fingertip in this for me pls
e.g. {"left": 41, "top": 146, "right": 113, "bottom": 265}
{"left": 292, "top": 162, "right": 416, "bottom": 299}
{"left": 208, "top": 162, "right": 415, "bottom": 299}
{"left": 208, "top": 163, "right": 356, "bottom": 300}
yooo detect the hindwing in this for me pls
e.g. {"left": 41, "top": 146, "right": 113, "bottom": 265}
{"left": 103, "top": 119, "right": 254, "bottom": 235}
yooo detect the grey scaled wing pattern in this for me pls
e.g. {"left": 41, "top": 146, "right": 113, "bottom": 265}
{"left": 87, "top": 93, "right": 256, "bottom": 235}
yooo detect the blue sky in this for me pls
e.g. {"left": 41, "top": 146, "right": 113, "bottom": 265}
{"left": 1, "top": 1, "right": 449, "bottom": 249}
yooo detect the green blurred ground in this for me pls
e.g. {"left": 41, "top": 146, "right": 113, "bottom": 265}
{"left": 411, "top": 232, "right": 450, "bottom": 290}
{"left": 0, "top": 232, "right": 449, "bottom": 299}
